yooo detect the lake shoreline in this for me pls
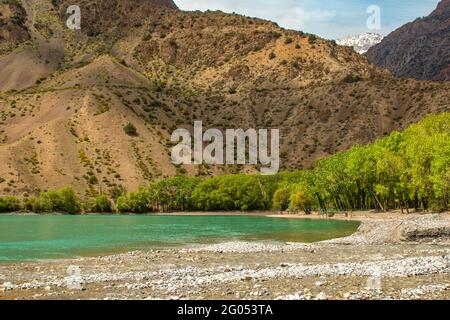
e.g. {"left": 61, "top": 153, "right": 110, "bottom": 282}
{"left": 4, "top": 208, "right": 445, "bottom": 224}
{"left": 0, "top": 212, "right": 448, "bottom": 300}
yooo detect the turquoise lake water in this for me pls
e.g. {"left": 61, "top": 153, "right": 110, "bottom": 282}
{"left": 0, "top": 215, "right": 360, "bottom": 262}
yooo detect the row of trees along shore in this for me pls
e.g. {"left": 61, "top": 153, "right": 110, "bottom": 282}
{"left": 0, "top": 113, "right": 448, "bottom": 214}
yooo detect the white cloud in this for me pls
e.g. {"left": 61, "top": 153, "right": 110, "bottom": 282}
{"left": 177, "top": 0, "right": 230, "bottom": 11}
{"left": 275, "top": 7, "right": 336, "bottom": 31}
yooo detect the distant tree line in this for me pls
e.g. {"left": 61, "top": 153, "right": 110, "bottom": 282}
{"left": 0, "top": 113, "right": 448, "bottom": 214}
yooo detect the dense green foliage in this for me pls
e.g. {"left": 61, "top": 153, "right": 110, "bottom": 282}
{"left": 0, "top": 196, "right": 21, "bottom": 213}
{"left": 85, "top": 194, "right": 113, "bottom": 213}
{"left": 191, "top": 175, "right": 280, "bottom": 211}
{"left": 117, "top": 186, "right": 151, "bottom": 213}
{"left": 0, "top": 114, "right": 448, "bottom": 214}
{"left": 303, "top": 112, "right": 449, "bottom": 213}
{"left": 152, "top": 176, "right": 200, "bottom": 211}
{"left": 272, "top": 186, "right": 293, "bottom": 211}
{"left": 25, "top": 188, "right": 82, "bottom": 214}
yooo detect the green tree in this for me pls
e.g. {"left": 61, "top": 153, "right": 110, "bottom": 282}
{"left": 272, "top": 186, "right": 292, "bottom": 211}
{"left": 117, "top": 187, "right": 152, "bottom": 213}
{"left": 86, "top": 194, "right": 113, "bottom": 213}
{"left": 59, "top": 187, "right": 82, "bottom": 214}
{"left": 152, "top": 176, "right": 200, "bottom": 211}
{"left": 0, "top": 196, "right": 21, "bottom": 213}
{"left": 289, "top": 184, "right": 314, "bottom": 214}
{"left": 25, "top": 188, "right": 81, "bottom": 214}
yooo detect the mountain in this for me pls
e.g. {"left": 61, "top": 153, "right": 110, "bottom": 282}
{"left": 367, "top": 0, "right": 450, "bottom": 81}
{"left": 0, "top": 0, "right": 449, "bottom": 198}
{"left": 337, "top": 33, "right": 383, "bottom": 54}
{"left": 0, "top": 0, "right": 29, "bottom": 50}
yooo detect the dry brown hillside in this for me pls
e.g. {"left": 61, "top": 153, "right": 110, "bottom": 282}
{"left": 0, "top": 0, "right": 29, "bottom": 48}
{"left": 0, "top": 0, "right": 449, "bottom": 198}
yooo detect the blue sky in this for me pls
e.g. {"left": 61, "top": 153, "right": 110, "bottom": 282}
{"left": 174, "top": 0, "right": 440, "bottom": 39}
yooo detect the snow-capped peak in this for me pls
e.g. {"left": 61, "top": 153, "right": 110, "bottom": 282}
{"left": 336, "top": 32, "right": 384, "bottom": 54}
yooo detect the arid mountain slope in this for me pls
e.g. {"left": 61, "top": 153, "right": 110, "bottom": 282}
{"left": 0, "top": 0, "right": 449, "bottom": 198}
{"left": 0, "top": 0, "right": 29, "bottom": 48}
{"left": 367, "top": 0, "right": 450, "bottom": 81}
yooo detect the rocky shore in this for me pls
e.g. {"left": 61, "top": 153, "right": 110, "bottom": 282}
{"left": 0, "top": 213, "right": 449, "bottom": 300}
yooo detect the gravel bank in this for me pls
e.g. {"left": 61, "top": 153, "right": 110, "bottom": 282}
{"left": 323, "top": 213, "right": 450, "bottom": 245}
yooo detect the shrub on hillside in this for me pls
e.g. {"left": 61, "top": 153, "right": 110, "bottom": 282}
{"left": 343, "top": 74, "right": 362, "bottom": 83}
{"left": 123, "top": 122, "right": 137, "bottom": 136}
{"left": 308, "top": 34, "right": 317, "bottom": 44}
{"left": 284, "top": 37, "right": 293, "bottom": 44}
